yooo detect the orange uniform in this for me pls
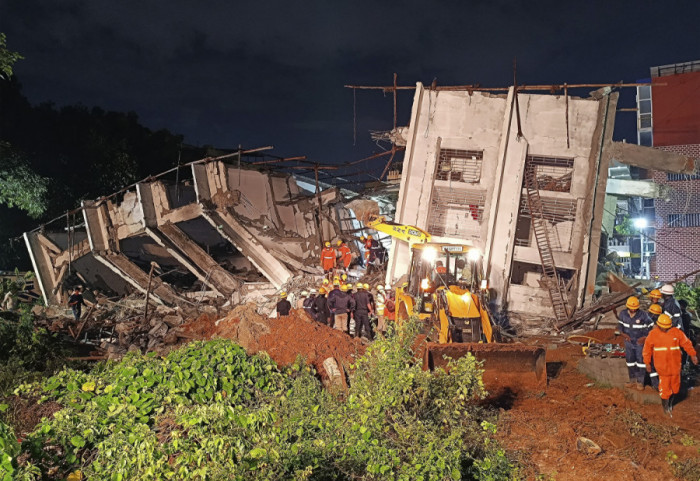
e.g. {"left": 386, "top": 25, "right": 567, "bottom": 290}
{"left": 643, "top": 327, "right": 697, "bottom": 400}
{"left": 338, "top": 243, "right": 352, "bottom": 268}
{"left": 321, "top": 246, "right": 336, "bottom": 271}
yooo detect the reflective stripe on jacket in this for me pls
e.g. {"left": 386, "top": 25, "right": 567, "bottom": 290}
{"left": 643, "top": 326, "right": 697, "bottom": 376}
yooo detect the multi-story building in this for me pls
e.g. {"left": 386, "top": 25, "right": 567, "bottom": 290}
{"left": 640, "top": 61, "right": 700, "bottom": 283}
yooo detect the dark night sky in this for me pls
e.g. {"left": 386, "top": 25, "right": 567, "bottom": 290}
{"left": 2, "top": 0, "right": 699, "bottom": 180}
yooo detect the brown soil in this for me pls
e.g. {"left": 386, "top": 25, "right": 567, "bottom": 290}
{"left": 3, "top": 395, "right": 62, "bottom": 439}
{"left": 496, "top": 331, "right": 700, "bottom": 480}
{"left": 177, "top": 305, "right": 365, "bottom": 378}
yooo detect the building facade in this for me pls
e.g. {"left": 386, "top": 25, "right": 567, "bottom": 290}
{"left": 643, "top": 61, "right": 700, "bottom": 283}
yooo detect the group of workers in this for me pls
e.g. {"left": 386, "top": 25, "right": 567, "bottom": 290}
{"left": 617, "top": 283, "right": 698, "bottom": 416}
{"left": 320, "top": 236, "right": 387, "bottom": 276}
{"left": 276, "top": 275, "right": 395, "bottom": 340}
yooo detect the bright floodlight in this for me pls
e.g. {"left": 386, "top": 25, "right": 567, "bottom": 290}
{"left": 421, "top": 247, "right": 438, "bottom": 263}
{"left": 467, "top": 248, "right": 481, "bottom": 262}
{"left": 633, "top": 218, "right": 648, "bottom": 229}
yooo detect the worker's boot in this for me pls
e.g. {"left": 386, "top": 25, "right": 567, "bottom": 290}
{"left": 661, "top": 398, "right": 672, "bottom": 417}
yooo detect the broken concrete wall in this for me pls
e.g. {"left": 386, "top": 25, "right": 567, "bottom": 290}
{"left": 26, "top": 158, "right": 343, "bottom": 306}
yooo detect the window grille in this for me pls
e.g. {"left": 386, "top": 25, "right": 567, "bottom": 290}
{"left": 667, "top": 172, "right": 700, "bottom": 181}
{"left": 667, "top": 213, "right": 700, "bottom": 227}
{"left": 515, "top": 197, "right": 577, "bottom": 251}
{"left": 428, "top": 186, "right": 485, "bottom": 239}
{"left": 525, "top": 155, "right": 574, "bottom": 192}
{"left": 435, "top": 149, "right": 483, "bottom": 183}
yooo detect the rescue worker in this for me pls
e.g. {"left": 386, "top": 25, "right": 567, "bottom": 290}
{"left": 353, "top": 284, "right": 374, "bottom": 340}
{"left": 660, "top": 284, "right": 684, "bottom": 332}
{"left": 328, "top": 284, "right": 355, "bottom": 334}
{"left": 68, "top": 286, "right": 86, "bottom": 321}
{"left": 618, "top": 296, "right": 653, "bottom": 390}
{"left": 368, "top": 236, "right": 381, "bottom": 265}
{"left": 643, "top": 314, "right": 698, "bottom": 416}
{"left": 321, "top": 241, "right": 336, "bottom": 275}
{"left": 648, "top": 288, "right": 662, "bottom": 305}
{"left": 384, "top": 284, "right": 396, "bottom": 325}
{"left": 320, "top": 278, "right": 330, "bottom": 291}
{"left": 327, "top": 282, "right": 342, "bottom": 328}
{"left": 303, "top": 289, "right": 317, "bottom": 322}
{"left": 375, "top": 284, "right": 387, "bottom": 335}
{"left": 338, "top": 240, "right": 352, "bottom": 270}
{"left": 647, "top": 303, "right": 663, "bottom": 390}
{"left": 313, "top": 287, "right": 331, "bottom": 325}
{"left": 358, "top": 236, "right": 367, "bottom": 267}
{"left": 346, "top": 283, "right": 356, "bottom": 336}
{"left": 340, "top": 273, "right": 348, "bottom": 287}
{"left": 276, "top": 292, "right": 292, "bottom": 317}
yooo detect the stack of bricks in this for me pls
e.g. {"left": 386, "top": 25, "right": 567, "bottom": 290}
{"left": 651, "top": 144, "right": 700, "bottom": 283}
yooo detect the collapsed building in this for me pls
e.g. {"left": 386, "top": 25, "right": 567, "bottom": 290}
{"left": 24, "top": 153, "right": 351, "bottom": 308}
{"left": 384, "top": 83, "right": 696, "bottom": 330}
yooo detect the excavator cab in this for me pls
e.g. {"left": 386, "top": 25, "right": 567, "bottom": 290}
{"left": 398, "top": 243, "right": 490, "bottom": 343}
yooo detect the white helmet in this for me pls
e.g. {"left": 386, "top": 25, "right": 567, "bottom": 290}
{"left": 310, "top": 288, "right": 317, "bottom": 294}
{"left": 384, "top": 284, "right": 391, "bottom": 291}
{"left": 660, "top": 284, "right": 674, "bottom": 295}
{"left": 301, "top": 290, "right": 309, "bottom": 297}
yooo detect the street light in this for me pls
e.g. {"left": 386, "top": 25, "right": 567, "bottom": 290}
{"left": 633, "top": 217, "right": 648, "bottom": 278}
{"left": 633, "top": 218, "right": 648, "bottom": 229}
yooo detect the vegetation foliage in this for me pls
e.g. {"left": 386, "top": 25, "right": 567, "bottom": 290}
{"left": 4, "top": 321, "right": 518, "bottom": 480}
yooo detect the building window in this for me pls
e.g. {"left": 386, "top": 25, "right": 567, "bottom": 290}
{"left": 667, "top": 172, "right": 700, "bottom": 181}
{"left": 436, "top": 149, "right": 483, "bottom": 183}
{"left": 636, "top": 85, "right": 653, "bottom": 146}
{"left": 515, "top": 197, "right": 577, "bottom": 252}
{"left": 428, "top": 186, "right": 485, "bottom": 239}
{"left": 667, "top": 213, "right": 700, "bottom": 227}
{"left": 525, "top": 155, "right": 574, "bottom": 192}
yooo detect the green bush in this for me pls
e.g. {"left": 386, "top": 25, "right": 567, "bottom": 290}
{"left": 13, "top": 321, "right": 519, "bottom": 480}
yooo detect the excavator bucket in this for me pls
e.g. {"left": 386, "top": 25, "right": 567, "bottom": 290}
{"left": 422, "top": 342, "right": 547, "bottom": 393}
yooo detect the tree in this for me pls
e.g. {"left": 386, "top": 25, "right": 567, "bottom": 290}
{"left": 0, "top": 142, "right": 48, "bottom": 218}
{"left": 0, "top": 33, "right": 23, "bottom": 80}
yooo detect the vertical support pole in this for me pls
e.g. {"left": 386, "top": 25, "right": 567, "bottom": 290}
{"left": 314, "top": 164, "right": 324, "bottom": 247}
{"left": 175, "top": 146, "right": 182, "bottom": 203}
{"left": 144, "top": 261, "right": 156, "bottom": 321}
{"left": 237, "top": 144, "right": 242, "bottom": 186}
{"left": 393, "top": 72, "right": 398, "bottom": 131}
{"left": 564, "top": 83, "right": 570, "bottom": 149}
{"left": 513, "top": 58, "right": 523, "bottom": 139}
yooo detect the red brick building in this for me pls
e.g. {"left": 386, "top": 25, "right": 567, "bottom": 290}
{"left": 642, "top": 61, "right": 700, "bottom": 282}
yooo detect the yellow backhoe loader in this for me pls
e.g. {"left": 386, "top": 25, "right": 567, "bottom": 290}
{"left": 366, "top": 216, "right": 546, "bottom": 392}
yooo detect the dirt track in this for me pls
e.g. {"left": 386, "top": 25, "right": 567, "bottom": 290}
{"left": 496, "top": 333, "right": 700, "bottom": 480}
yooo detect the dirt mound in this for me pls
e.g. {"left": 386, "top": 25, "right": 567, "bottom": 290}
{"left": 497, "top": 328, "right": 700, "bottom": 480}
{"left": 177, "top": 304, "right": 365, "bottom": 378}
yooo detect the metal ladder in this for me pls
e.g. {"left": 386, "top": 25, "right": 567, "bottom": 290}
{"left": 524, "top": 166, "right": 570, "bottom": 323}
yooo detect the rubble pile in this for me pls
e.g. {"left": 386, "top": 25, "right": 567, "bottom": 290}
{"left": 177, "top": 305, "right": 366, "bottom": 377}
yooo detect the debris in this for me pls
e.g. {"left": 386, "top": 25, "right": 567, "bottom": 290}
{"left": 576, "top": 437, "right": 602, "bottom": 456}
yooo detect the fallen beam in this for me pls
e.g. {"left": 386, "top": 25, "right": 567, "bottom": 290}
{"left": 610, "top": 141, "right": 697, "bottom": 174}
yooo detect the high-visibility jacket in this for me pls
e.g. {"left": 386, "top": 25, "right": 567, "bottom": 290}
{"left": 375, "top": 291, "right": 386, "bottom": 315}
{"left": 618, "top": 309, "right": 653, "bottom": 342}
{"left": 338, "top": 243, "right": 352, "bottom": 268}
{"left": 321, "top": 247, "right": 336, "bottom": 270}
{"left": 643, "top": 327, "right": 697, "bottom": 376}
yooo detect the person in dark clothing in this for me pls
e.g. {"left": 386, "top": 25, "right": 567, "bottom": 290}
{"left": 68, "top": 287, "right": 86, "bottom": 321}
{"left": 276, "top": 292, "right": 292, "bottom": 317}
{"left": 303, "top": 289, "right": 317, "bottom": 322}
{"left": 328, "top": 284, "right": 355, "bottom": 334}
{"left": 313, "top": 288, "right": 331, "bottom": 325}
{"left": 618, "top": 296, "right": 653, "bottom": 390}
{"left": 353, "top": 285, "right": 374, "bottom": 340}
{"left": 660, "top": 284, "right": 684, "bottom": 332}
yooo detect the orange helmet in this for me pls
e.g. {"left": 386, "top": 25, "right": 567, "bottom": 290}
{"left": 360, "top": 236, "right": 365, "bottom": 241}
{"left": 319, "top": 287, "right": 327, "bottom": 295}
{"left": 649, "top": 304, "right": 663, "bottom": 315}
{"left": 626, "top": 296, "right": 640, "bottom": 310}
{"left": 656, "top": 313, "right": 672, "bottom": 329}
{"left": 649, "top": 289, "right": 662, "bottom": 300}
{"left": 337, "top": 240, "right": 343, "bottom": 246}
{"left": 367, "top": 235, "right": 373, "bottom": 240}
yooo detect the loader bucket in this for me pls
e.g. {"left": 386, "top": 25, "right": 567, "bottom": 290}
{"left": 422, "top": 342, "right": 547, "bottom": 393}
